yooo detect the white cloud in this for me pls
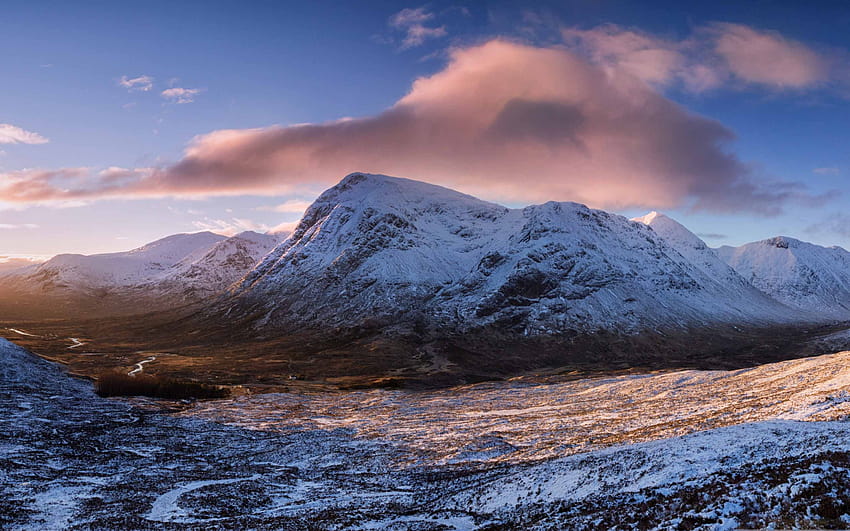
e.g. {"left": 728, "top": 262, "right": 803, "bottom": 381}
{"left": 118, "top": 75, "right": 154, "bottom": 92}
{"left": 0, "top": 124, "right": 49, "bottom": 145}
{"left": 268, "top": 220, "right": 298, "bottom": 236}
{"left": 161, "top": 87, "right": 202, "bottom": 104}
{"left": 389, "top": 7, "right": 447, "bottom": 49}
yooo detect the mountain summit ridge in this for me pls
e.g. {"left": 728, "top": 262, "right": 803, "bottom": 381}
{"left": 226, "top": 173, "right": 806, "bottom": 338}
{"left": 717, "top": 236, "right": 850, "bottom": 318}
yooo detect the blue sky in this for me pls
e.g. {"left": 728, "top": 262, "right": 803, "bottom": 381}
{"left": 2, "top": 0, "right": 850, "bottom": 258}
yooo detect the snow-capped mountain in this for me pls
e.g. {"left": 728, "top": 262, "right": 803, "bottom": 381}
{"left": 0, "top": 230, "right": 280, "bottom": 317}
{"left": 633, "top": 211, "right": 791, "bottom": 312}
{"left": 17, "top": 232, "right": 227, "bottom": 290}
{"left": 229, "top": 173, "right": 803, "bottom": 337}
{"left": 152, "top": 231, "right": 280, "bottom": 298}
{"left": 717, "top": 236, "right": 850, "bottom": 318}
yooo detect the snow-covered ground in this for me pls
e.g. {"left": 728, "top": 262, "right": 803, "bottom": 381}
{"left": 5, "top": 337, "right": 850, "bottom": 529}
{"left": 185, "top": 350, "right": 850, "bottom": 466}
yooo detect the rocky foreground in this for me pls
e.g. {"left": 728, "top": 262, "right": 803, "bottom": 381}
{"left": 4, "top": 338, "right": 850, "bottom": 529}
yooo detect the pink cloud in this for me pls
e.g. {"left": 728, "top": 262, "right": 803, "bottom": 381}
{"left": 711, "top": 23, "right": 829, "bottom": 88}
{"left": 118, "top": 75, "right": 154, "bottom": 92}
{"left": 562, "top": 22, "right": 830, "bottom": 92}
{"left": 0, "top": 39, "right": 824, "bottom": 214}
{"left": 562, "top": 25, "right": 687, "bottom": 87}
{"left": 161, "top": 87, "right": 203, "bottom": 104}
{"left": 0, "top": 124, "right": 49, "bottom": 145}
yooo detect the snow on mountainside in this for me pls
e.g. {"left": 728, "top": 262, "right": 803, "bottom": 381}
{"left": 151, "top": 231, "right": 280, "bottom": 298}
{"left": 633, "top": 211, "right": 792, "bottom": 312}
{"left": 717, "top": 236, "right": 850, "bottom": 318}
{"left": 0, "top": 231, "right": 281, "bottom": 317}
{"left": 231, "top": 173, "right": 803, "bottom": 335}
{"left": 17, "top": 231, "right": 226, "bottom": 290}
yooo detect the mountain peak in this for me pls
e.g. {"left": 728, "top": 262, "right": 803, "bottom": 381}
{"left": 759, "top": 236, "right": 800, "bottom": 249}
{"left": 325, "top": 172, "right": 489, "bottom": 206}
{"left": 718, "top": 235, "right": 850, "bottom": 317}
{"left": 632, "top": 211, "right": 663, "bottom": 225}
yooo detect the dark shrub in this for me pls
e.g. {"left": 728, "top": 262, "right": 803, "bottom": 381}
{"left": 95, "top": 370, "right": 229, "bottom": 399}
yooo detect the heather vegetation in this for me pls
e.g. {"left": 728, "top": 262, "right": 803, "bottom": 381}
{"left": 95, "top": 370, "right": 229, "bottom": 399}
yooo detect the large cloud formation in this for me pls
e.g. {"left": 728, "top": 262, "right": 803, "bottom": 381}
{"left": 0, "top": 35, "right": 829, "bottom": 213}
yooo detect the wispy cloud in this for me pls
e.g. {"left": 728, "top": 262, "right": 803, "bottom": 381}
{"left": 118, "top": 74, "right": 154, "bottom": 92}
{"left": 161, "top": 87, "right": 202, "bottom": 104}
{"left": 0, "top": 124, "right": 49, "bottom": 145}
{"left": 712, "top": 23, "right": 828, "bottom": 88}
{"left": 806, "top": 213, "right": 850, "bottom": 238}
{"left": 257, "top": 199, "right": 313, "bottom": 214}
{"left": 0, "top": 223, "right": 38, "bottom": 229}
{"left": 388, "top": 6, "right": 447, "bottom": 49}
{"left": 563, "top": 22, "right": 833, "bottom": 93}
{"left": 814, "top": 167, "right": 840, "bottom": 175}
{"left": 191, "top": 217, "right": 269, "bottom": 236}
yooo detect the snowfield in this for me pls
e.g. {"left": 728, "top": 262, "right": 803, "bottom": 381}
{"left": 6, "top": 338, "right": 850, "bottom": 529}
{"left": 185, "top": 350, "right": 850, "bottom": 465}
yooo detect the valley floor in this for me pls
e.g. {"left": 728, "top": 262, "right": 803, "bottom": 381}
{"left": 4, "top": 338, "right": 850, "bottom": 529}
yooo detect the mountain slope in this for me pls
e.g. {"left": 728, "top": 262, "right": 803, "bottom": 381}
{"left": 0, "top": 231, "right": 279, "bottom": 318}
{"left": 17, "top": 231, "right": 226, "bottom": 291}
{"left": 156, "top": 173, "right": 834, "bottom": 383}
{"left": 152, "top": 231, "right": 279, "bottom": 298}
{"left": 8, "top": 334, "right": 850, "bottom": 529}
{"left": 633, "top": 211, "right": 793, "bottom": 314}
{"left": 717, "top": 236, "right": 850, "bottom": 319}
{"left": 227, "top": 173, "right": 806, "bottom": 340}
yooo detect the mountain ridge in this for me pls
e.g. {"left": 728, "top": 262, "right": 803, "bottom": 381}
{"left": 717, "top": 235, "right": 850, "bottom": 318}
{"left": 226, "top": 173, "right": 807, "bottom": 337}
{"left": 0, "top": 230, "right": 281, "bottom": 318}
{"left": 3, "top": 173, "right": 843, "bottom": 385}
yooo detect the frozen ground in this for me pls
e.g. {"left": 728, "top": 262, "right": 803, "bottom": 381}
{"left": 4, "top": 337, "right": 850, "bottom": 529}
{"left": 186, "top": 350, "right": 850, "bottom": 465}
